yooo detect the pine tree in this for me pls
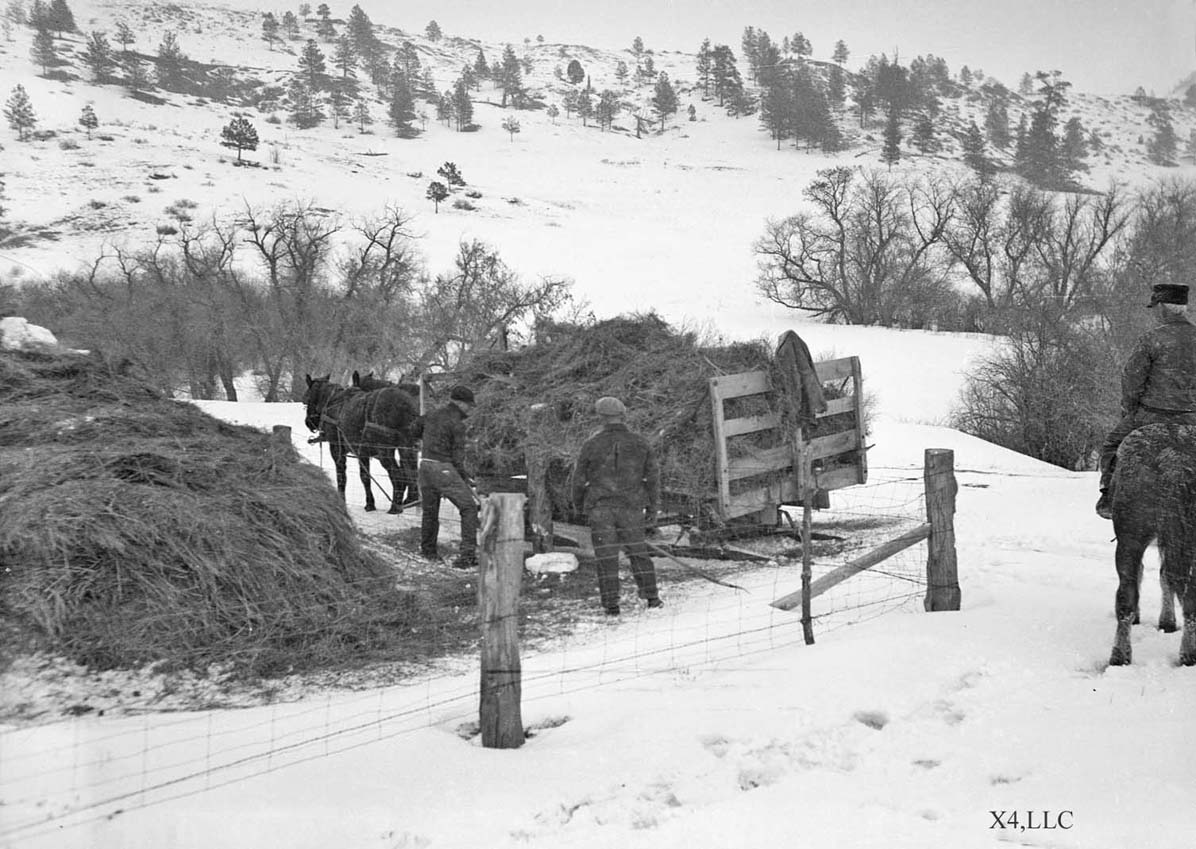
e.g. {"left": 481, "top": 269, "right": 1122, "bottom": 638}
{"left": 881, "top": 106, "right": 902, "bottom": 168}
{"left": 122, "top": 51, "right": 149, "bottom": 92}
{"left": 425, "top": 19, "right": 441, "bottom": 41}
{"left": 827, "top": 64, "right": 846, "bottom": 109}
{"left": 82, "top": 30, "right": 115, "bottom": 81}
{"left": 832, "top": 39, "right": 849, "bottom": 65}
{"left": 497, "top": 43, "right": 522, "bottom": 107}
{"left": 426, "top": 180, "right": 448, "bottom": 212}
{"left": 156, "top": 30, "right": 186, "bottom": 89}
{"left": 614, "top": 60, "right": 628, "bottom": 87}
{"left": 388, "top": 70, "right": 416, "bottom": 136}
{"left": 437, "top": 162, "right": 464, "bottom": 187}
{"left": 316, "top": 3, "right": 335, "bottom": 41}
{"left": 501, "top": 114, "right": 520, "bottom": 140}
{"left": 114, "top": 18, "right": 133, "bottom": 53}
{"left": 287, "top": 76, "right": 322, "bottom": 127}
{"left": 984, "top": 98, "right": 1010, "bottom": 148}
{"left": 696, "top": 38, "right": 712, "bottom": 97}
{"left": 1061, "top": 116, "right": 1088, "bottom": 171}
{"left": 546, "top": 103, "right": 559, "bottom": 123}
{"left": 651, "top": 72, "right": 677, "bottom": 131}
{"left": 451, "top": 77, "right": 472, "bottom": 129}
{"left": 577, "top": 88, "right": 592, "bottom": 126}
{"left": 912, "top": 109, "right": 939, "bottom": 154}
{"left": 26, "top": 0, "right": 46, "bottom": 28}
{"left": 329, "top": 87, "right": 350, "bottom": 127}
{"left": 710, "top": 44, "right": 742, "bottom": 108}
{"left": 596, "top": 89, "right": 619, "bottom": 130}
{"left": 45, "top": 0, "right": 70, "bottom": 32}
{"left": 261, "top": 12, "right": 279, "bottom": 48}
{"left": 1146, "top": 100, "right": 1177, "bottom": 165}
{"left": 220, "top": 115, "right": 259, "bottom": 162}
{"left": 961, "top": 120, "right": 992, "bottom": 178}
{"left": 474, "top": 49, "right": 490, "bottom": 80}
{"left": 78, "top": 102, "right": 97, "bottom": 138}
{"left": 4, "top": 83, "right": 35, "bottom": 140}
{"left": 346, "top": 4, "right": 374, "bottom": 59}
{"left": 4, "top": 0, "right": 24, "bottom": 27}
{"left": 30, "top": 23, "right": 55, "bottom": 74}
{"left": 332, "top": 33, "right": 356, "bottom": 78}
{"left": 631, "top": 35, "right": 644, "bottom": 57}
{"left": 297, "top": 38, "right": 326, "bottom": 90}
{"left": 352, "top": 97, "right": 372, "bottom": 132}
{"left": 566, "top": 58, "right": 584, "bottom": 85}
{"left": 299, "top": 3, "right": 311, "bottom": 17}
{"left": 1017, "top": 71, "right": 1071, "bottom": 186}
{"left": 282, "top": 10, "right": 299, "bottom": 39}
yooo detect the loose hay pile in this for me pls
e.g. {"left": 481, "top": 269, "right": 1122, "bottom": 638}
{"left": 0, "top": 349, "right": 414, "bottom": 675}
{"left": 447, "top": 314, "right": 783, "bottom": 520}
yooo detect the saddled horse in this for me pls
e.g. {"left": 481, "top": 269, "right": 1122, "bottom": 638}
{"left": 1109, "top": 422, "right": 1196, "bottom": 666}
{"left": 303, "top": 374, "right": 421, "bottom": 514}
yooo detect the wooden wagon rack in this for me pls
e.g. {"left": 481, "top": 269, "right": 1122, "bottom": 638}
{"left": 708, "top": 354, "right": 868, "bottom": 525}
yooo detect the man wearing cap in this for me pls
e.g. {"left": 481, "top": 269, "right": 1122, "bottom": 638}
{"left": 572, "top": 396, "right": 663, "bottom": 615}
{"left": 419, "top": 385, "right": 479, "bottom": 568}
{"left": 1095, "top": 282, "right": 1196, "bottom": 519}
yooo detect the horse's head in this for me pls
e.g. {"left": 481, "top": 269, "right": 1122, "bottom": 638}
{"left": 302, "top": 373, "right": 333, "bottom": 433}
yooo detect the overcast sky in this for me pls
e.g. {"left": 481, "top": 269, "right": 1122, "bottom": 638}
{"left": 356, "top": 0, "right": 1194, "bottom": 95}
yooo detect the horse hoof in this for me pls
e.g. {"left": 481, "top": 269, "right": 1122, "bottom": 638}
{"left": 1159, "top": 620, "right": 1179, "bottom": 634}
{"left": 1179, "top": 652, "right": 1196, "bottom": 667}
{"left": 364, "top": 504, "right": 376, "bottom": 512}
{"left": 1109, "top": 648, "right": 1131, "bottom": 667}
{"left": 388, "top": 506, "right": 403, "bottom": 515}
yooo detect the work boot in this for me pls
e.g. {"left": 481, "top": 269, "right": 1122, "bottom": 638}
{"left": 1095, "top": 490, "right": 1113, "bottom": 520}
{"left": 647, "top": 598, "right": 664, "bottom": 609}
{"left": 450, "top": 555, "right": 477, "bottom": 571}
{"left": 604, "top": 605, "right": 621, "bottom": 616}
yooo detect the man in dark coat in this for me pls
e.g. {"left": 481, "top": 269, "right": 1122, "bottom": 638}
{"left": 1096, "top": 282, "right": 1196, "bottom": 518}
{"left": 571, "top": 396, "right": 663, "bottom": 615}
{"left": 419, "top": 385, "right": 479, "bottom": 568}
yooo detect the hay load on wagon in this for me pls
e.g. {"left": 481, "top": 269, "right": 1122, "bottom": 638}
{"left": 0, "top": 348, "right": 414, "bottom": 675}
{"left": 428, "top": 313, "right": 867, "bottom": 531}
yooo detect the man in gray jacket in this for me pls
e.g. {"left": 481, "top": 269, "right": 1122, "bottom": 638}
{"left": 572, "top": 397, "right": 663, "bottom": 615}
{"left": 1096, "top": 282, "right": 1196, "bottom": 518}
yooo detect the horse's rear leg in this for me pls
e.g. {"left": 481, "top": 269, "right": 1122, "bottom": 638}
{"left": 397, "top": 445, "right": 420, "bottom": 506}
{"left": 1110, "top": 536, "right": 1149, "bottom": 666}
{"left": 1159, "top": 571, "right": 1179, "bottom": 634}
{"left": 359, "top": 455, "right": 376, "bottom": 511}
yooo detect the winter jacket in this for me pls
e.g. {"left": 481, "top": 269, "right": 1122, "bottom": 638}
{"left": 1122, "top": 313, "right": 1196, "bottom": 414}
{"left": 421, "top": 403, "right": 469, "bottom": 477}
{"left": 572, "top": 423, "right": 660, "bottom": 513}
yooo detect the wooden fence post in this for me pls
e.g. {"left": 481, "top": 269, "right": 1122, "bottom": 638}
{"left": 525, "top": 404, "right": 554, "bottom": 554}
{"left": 924, "top": 449, "right": 961, "bottom": 612}
{"left": 479, "top": 493, "right": 526, "bottom": 749}
{"left": 798, "top": 436, "right": 816, "bottom": 645}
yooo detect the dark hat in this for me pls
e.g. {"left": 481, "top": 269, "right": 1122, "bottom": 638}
{"left": 1148, "top": 283, "right": 1189, "bottom": 307}
{"left": 449, "top": 385, "right": 476, "bottom": 405}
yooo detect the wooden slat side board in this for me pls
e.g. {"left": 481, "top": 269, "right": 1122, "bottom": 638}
{"left": 709, "top": 371, "right": 771, "bottom": 400}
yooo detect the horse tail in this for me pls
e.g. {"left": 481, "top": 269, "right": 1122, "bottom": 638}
{"left": 1157, "top": 445, "right": 1196, "bottom": 591}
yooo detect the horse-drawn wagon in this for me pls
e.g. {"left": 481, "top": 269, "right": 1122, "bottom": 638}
{"left": 419, "top": 316, "right": 868, "bottom": 547}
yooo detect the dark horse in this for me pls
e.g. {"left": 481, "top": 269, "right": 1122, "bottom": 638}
{"left": 352, "top": 370, "right": 423, "bottom": 507}
{"left": 303, "top": 374, "right": 421, "bottom": 514}
{"left": 1109, "top": 423, "right": 1196, "bottom": 666}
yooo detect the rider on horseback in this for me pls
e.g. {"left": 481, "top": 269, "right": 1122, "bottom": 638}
{"left": 1096, "top": 282, "right": 1196, "bottom": 519}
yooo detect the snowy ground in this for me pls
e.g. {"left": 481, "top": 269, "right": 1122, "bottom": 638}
{"left": 2, "top": 369, "right": 1195, "bottom": 849}
{"left": 3, "top": 3, "right": 1196, "bottom": 846}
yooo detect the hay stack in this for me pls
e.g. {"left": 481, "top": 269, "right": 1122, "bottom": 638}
{"left": 0, "top": 349, "right": 410, "bottom": 675}
{"left": 446, "top": 314, "right": 781, "bottom": 519}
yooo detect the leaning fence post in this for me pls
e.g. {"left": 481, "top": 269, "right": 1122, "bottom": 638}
{"left": 798, "top": 436, "right": 816, "bottom": 645}
{"left": 479, "top": 493, "right": 526, "bottom": 749}
{"left": 923, "top": 448, "right": 961, "bottom": 611}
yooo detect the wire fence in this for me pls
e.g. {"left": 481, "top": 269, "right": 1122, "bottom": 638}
{"left": 0, "top": 455, "right": 939, "bottom": 846}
